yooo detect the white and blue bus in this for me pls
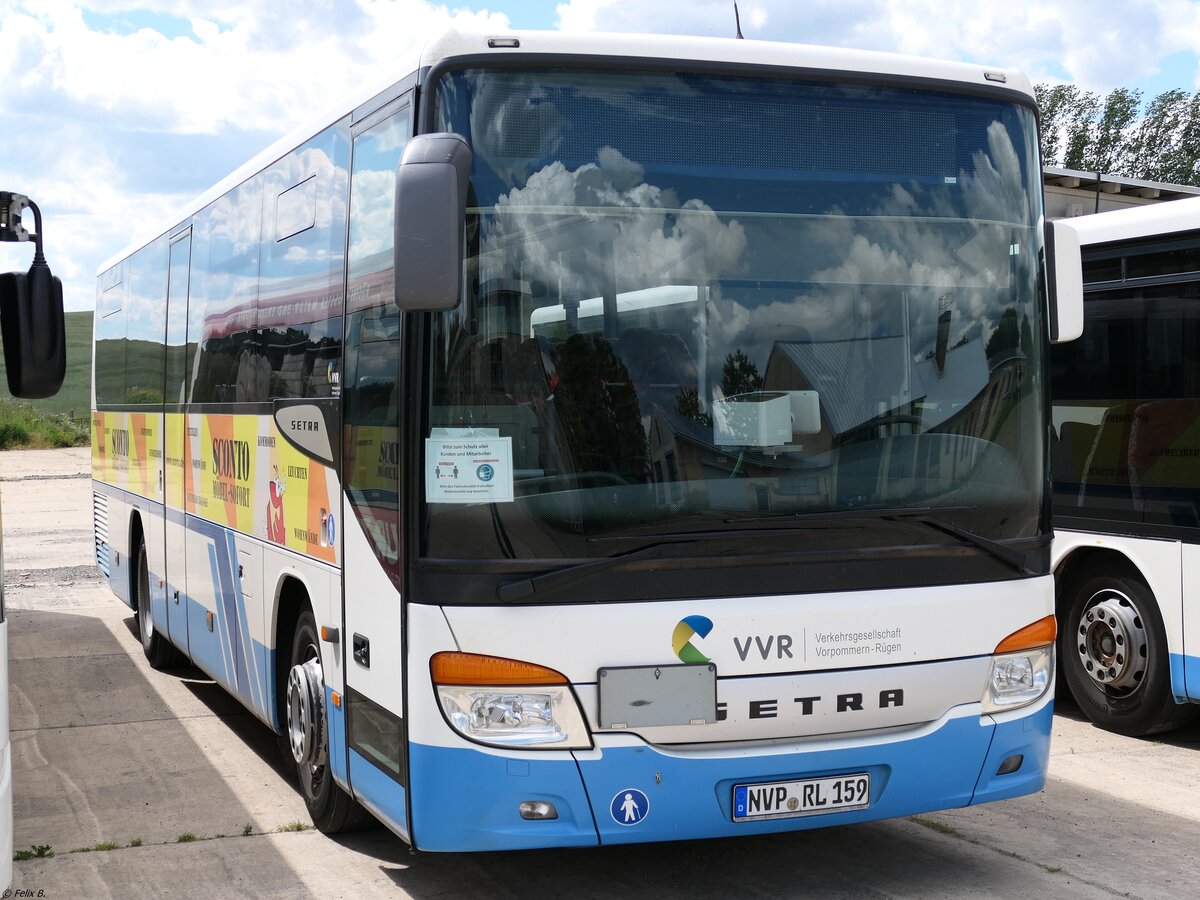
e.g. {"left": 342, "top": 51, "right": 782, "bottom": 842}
{"left": 91, "top": 30, "right": 1081, "bottom": 850}
{"left": 1051, "top": 196, "right": 1200, "bottom": 736}
{"left": 1, "top": 191, "right": 68, "bottom": 887}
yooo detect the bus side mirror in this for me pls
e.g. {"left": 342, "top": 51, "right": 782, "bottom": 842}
{"left": 0, "top": 192, "right": 66, "bottom": 399}
{"left": 393, "top": 133, "right": 473, "bottom": 311}
{"left": 1045, "top": 219, "right": 1083, "bottom": 344}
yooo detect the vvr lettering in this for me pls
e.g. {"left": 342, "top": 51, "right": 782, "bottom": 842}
{"left": 734, "top": 633, "right": 794, "bottom": 661}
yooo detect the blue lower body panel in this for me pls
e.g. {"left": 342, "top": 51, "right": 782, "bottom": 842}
{"left": 408, "top": 743, "right": 599, "bottom": 851}
{"left": 1171, "top": 653, "right": 1200, "bottom": 703}
{"left": 971, "top": 703, "right": 1053, "bottom": 804}
{"left": 326, "top": 687, "right": 349, "bottom": 789}
{"left": 405, "top": 702, "right": 1052, "bottom": 851}
{"left": 349, "top": 748, "right": 409, "bottom": 840}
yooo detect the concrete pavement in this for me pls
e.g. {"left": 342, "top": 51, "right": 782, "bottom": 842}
{"left": 5, "top": 447, "right": 1200, "bottom": 898}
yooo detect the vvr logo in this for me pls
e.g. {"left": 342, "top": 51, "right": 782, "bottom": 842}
{"left": 672, "top": 615, "right": 713, "bottom": 664}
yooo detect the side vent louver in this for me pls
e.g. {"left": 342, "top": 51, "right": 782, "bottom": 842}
{"left": 93, "top": 491, "right": 110, "bottom": 577}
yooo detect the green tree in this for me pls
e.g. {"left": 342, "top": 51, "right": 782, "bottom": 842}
{"left": 1084, "top": 88, "right": 1141, "bottom": 174}
{"left": 1165, "top": 92, "right": 1200, "bottom": 185}
{"left": 985, "top": 308, "right": 1021, "bottom": 360}
{"left": 1061, "top": 89, "right": 1100, "bottom": 171}
{"left": 1020, "top": 314, "right": 1034, "bottom": 359}
{"left": 721, "top": 349, "right": 763, "bottom": 397}
{"left": 675, "top": 387, "right": 712, "bottom": 426}
{"left": 1035, "top": 82, "right": 1200, "bottom": 187}
{"left": 1128, "top": 89, "right": 1187, "bottom": 182}
{"left": 1036, "top": 84, "right": 1098, "bottom": 169}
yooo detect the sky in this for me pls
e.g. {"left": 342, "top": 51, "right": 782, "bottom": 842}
{"left": 2, "top": 0, "right": 1199, "bottom": 312}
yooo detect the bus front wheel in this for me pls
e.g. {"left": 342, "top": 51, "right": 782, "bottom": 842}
{"left": 1060, "top": 573, "right": 1196, "bottom": 736}
{"left": 285, "top": 610, "right": 373, "bottom": 833}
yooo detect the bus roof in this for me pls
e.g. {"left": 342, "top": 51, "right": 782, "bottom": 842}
{"left": 422, "top": 30, "right": 1033, "bottom": 96}
{"left": 1065, "top": 195, "right": 1200, "bottom": 248}
{"left": 99, "top": 28, "right": 1034, "bottom": 276}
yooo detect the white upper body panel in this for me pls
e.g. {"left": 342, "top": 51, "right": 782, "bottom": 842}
{"left": 99, "top": 28, "right": 1034, "bottom": 275}
{"left": 1067, "top": 195, "right": 1200, "bottom": 248}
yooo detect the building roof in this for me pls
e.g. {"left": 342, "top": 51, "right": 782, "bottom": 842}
{"left": 1044, "top": 167, "right": 1200, "bottom": 202}
{"left": 767, "top": 336, "right": 989, "bottom": 438}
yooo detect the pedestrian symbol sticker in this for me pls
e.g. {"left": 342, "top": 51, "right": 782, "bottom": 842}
{"left": 610, "top": 788, "right": 649, "bottom": 826}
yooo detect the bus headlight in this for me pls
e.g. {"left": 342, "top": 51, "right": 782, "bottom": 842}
{"left": 431, "top": 652, "right": 592, "bottom": 749}
{"left": 437, "top": 686, "right": 590, "bottom": 747}
{"left": 982, "top": 646, "right": 1053, "bottom": 713}
{"left": 981, "top": 616, "right": 1056, "bottom": 715}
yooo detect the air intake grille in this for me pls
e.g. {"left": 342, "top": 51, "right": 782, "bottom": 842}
{"left": 93, "top": 491, "right": 110, "bottom": 577}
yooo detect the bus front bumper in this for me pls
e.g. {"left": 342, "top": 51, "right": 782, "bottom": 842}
{"left": 406, "top": 698, "right": 1052, "bottom": 851}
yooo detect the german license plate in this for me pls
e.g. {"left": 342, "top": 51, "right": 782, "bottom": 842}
{"left": 732, "top": 773, "right": 871, "bottom": 821}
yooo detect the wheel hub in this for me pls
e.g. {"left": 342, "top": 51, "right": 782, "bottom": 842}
{"left": 286, "top": 656, "right": 327, "bottom": 768}
{"left": 1077, "top": 591, "right": 1147, "bottom": 693}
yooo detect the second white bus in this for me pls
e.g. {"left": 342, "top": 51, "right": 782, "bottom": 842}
{"left": 1051, "top": 196, "right": 1200, "bottom": 736}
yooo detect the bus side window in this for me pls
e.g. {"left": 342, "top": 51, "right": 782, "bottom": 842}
{"left": 165, "top": 230, "right": 192, "bottom": 405}
{"left": 94, "top": 273, "right": 127, "bottom": 406}
{"left": 188, "top": 176, "right": 264, "bottom": 404}
{"left": 125, "top": 236, "right": 169, "bottom": 404}
{"left": 259, "top": 123, "right": 350, "bottom": 400}
{"left": 343, "top": 105, "right": 411, "bottom": 581}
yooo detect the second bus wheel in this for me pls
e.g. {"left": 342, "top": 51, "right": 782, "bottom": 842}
{"left": 133, "top": 537, "right": 181, "bottom": 669}
{"left": 1060, "top": 573, "right": 1197, "bottom": 736}
{"left": 286, "top": 610, "right": 374, "bottom": 833}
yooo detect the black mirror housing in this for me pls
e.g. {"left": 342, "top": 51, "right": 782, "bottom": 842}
{"left": 393, "top": 133, "right": 473, "bottom": 311}
{"left": 0, "top": 261, "right": 66, "bottom": 399}
{"left": 0, "top": 191, "right": 67, "bottom": 399}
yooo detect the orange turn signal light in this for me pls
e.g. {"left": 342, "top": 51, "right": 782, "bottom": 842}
{"left": 994, "top": 615, "right": 1057, "bottom": 654}
{"left": 430, "top": 652, "right": 568, "bottom": 686}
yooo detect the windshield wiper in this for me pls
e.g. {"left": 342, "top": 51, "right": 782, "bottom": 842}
{"left": 496, "top": 539, "right": 698, "bottom": 602}
{"left": 724, "top": 505, "right": 976, "bottom": 526}
{"left": 728, "top": 506, "right": 1036, "bottom": 574}
{"left": 501, "top": 524, "right": 844, "bottom": 600}
{"left": 589, "top": 525, "right": 843, "bottom": 542}
{"left": 497, "top": 522, "right": 854, "bottom": 601}
{"left": 496, "top": 509, "right": 1034, "bottom": 601}
{"left": 890, "top": 515, "right": 1038, "bottom": 576}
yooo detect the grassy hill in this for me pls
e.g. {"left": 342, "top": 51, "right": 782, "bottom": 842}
{"left": 0, "top": 310, "right": 92, "bottom": 448}
{"left": 0, "top": 310, "right": 93, "bottom": 418}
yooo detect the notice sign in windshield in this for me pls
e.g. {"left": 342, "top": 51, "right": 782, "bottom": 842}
{"left": 425, "top": 433, "right": 514, "bottom": 504}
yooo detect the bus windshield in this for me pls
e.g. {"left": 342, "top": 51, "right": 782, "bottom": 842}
{"left": 425, "top": 68, "right": 1047, "bottom": 570}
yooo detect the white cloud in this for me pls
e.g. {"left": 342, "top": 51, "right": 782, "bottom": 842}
{"left": 0, "top": 1, "right": 513, "bottom": 309}
{"left": 0, "top": 1, "right": 510, "bottom": 136}
{"left": 0, "top": 118, "right": 192, "bottom": 308}
{"left": 481, "top": 145, "right": 748, "bottom": 296}
{"left": 3, "top": 0, "right": 1200, "bottom": 316}
{"left": 555, "top": 0, "right": 1200, "bottom": 92}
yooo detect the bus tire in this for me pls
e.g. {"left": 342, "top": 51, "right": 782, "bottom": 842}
{"left": 1060, "top": 573, "right": 1197, "bottom": 736}
{"left": 134, "top": 536, "right": 181, "bottom": 670}
{"left": 286, "top": 610, "right": 374, "bottom": 833}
